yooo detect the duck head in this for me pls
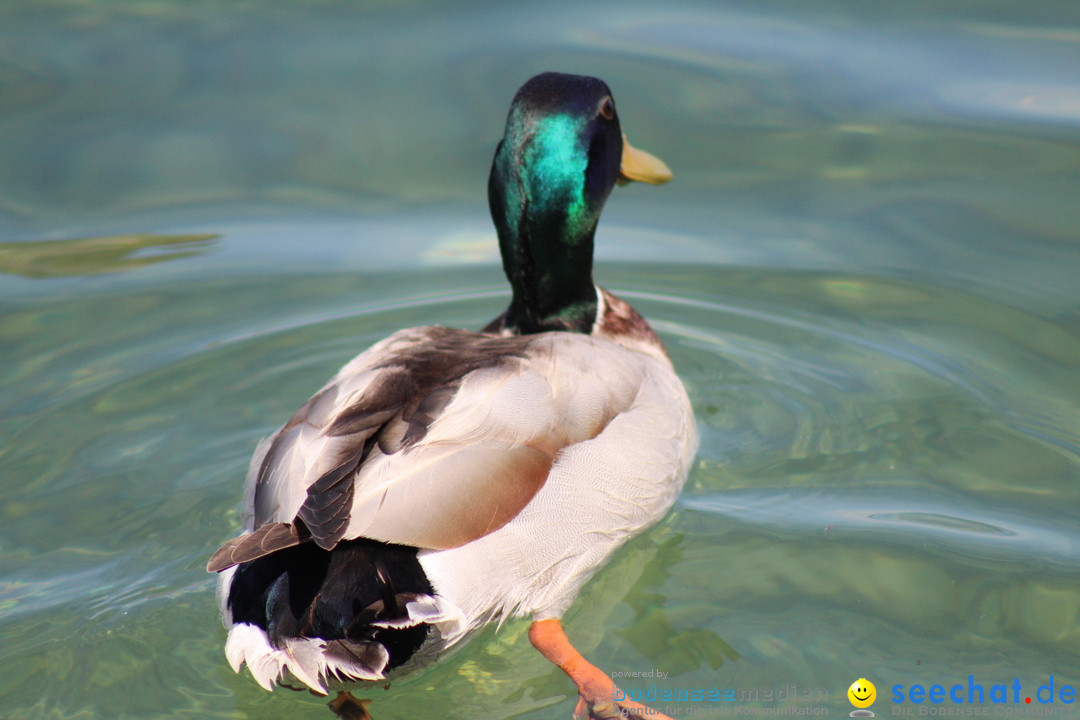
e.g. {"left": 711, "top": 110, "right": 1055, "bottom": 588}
{"left": 489, "top": 72, "right": 671, "bottom": 334}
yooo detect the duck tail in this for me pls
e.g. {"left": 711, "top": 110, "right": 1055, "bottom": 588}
{"left": 218, "top": 537, "right": 449, "bottom": 693}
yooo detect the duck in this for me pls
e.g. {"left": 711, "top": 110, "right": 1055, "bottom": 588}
{"left": 208, "top": 71, "right": 698, "bottom": 720}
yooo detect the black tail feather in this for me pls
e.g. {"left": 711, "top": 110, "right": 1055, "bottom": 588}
{"left": 228, "top": 537, "right": 433, "bottom": 671}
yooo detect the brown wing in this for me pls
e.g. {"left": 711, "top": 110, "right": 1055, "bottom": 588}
{"left": 209, "top": 327, "right": 551, "bottom": 571}
{"left": 208, "top": 327, "right": 646, "bottom": 573}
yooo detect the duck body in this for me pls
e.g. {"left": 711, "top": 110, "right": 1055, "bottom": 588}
{"left": 214, "top": 291, "right": 694, "bottom": 691}
{"left": 210, "top": 72, "right": 696, "bottom": 718}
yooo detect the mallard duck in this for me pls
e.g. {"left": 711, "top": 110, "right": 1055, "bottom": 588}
{"left": 208, "top": 72, "right": 697, "bottom": 720}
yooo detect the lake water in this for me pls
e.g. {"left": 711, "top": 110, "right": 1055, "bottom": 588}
{"left": 2, "top": 1, "right": 1079, "bottom": 718}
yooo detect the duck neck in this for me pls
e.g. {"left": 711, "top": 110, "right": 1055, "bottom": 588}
{"left": 488, "top": 116, "right": 601, "bottom": 335}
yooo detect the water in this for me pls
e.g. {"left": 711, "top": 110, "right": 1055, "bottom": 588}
{"left": 1, "top": 1, "right": 1079, "bottom": 718}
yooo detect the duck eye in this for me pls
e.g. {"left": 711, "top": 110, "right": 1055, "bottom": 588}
{"left": 598, "top": 97, "right": 615, "bottom": 120}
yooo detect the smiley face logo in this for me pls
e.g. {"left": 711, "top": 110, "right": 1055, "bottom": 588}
{"left": 848, "top": 678, "right": 876, "bottom": 709}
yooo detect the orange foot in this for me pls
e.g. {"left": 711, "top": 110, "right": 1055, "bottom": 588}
{"left": 327, "top": 691, "right": 373, "bottom": 720}
{"left": 530, "top": 619, "right": 674, "bottom": 720}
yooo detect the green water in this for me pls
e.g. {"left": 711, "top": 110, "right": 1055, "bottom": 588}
{"left": 2, "top": 1, "right": 1079, "bottom": 718}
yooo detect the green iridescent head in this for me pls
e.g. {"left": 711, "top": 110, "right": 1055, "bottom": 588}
{"left": 489, "top": 72, "right": 671, "bottom": 334}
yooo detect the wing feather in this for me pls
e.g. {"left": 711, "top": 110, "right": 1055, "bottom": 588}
{"left": 207, "top": 522, "right": 308, "bottom": 572}
{"left": 209, "top": 327, "right": 648, "bottom": 572}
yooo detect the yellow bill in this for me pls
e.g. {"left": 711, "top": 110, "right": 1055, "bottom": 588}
{"left": 618, "top": 133, "right": 673, "bottom": 185}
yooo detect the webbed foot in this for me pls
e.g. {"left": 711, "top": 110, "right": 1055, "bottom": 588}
{"left": 328, "top": 691, "right": 372, "bottom": 720}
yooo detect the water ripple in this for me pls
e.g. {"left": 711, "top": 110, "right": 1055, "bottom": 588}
{"left": 682, "top": 486, "right": 1080, "bottom": 572}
